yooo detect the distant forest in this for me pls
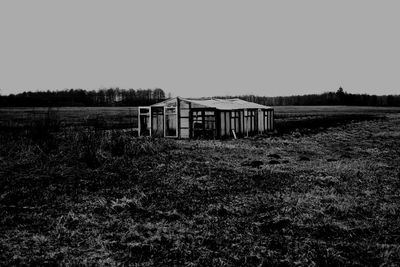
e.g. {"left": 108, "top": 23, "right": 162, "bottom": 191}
{"left": 0, "top": 88, "right": 166, "bottom": 107}
{"left": 235, "top": 88, "right": 400, "bottom": 107}
{"left": 1, "top": 87, "right": 400, "bottom": 107}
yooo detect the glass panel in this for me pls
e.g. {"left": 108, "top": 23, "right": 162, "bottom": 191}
{"left": 192, "top": 110, "right": 216, "bottom": 138}
{"left": 139, "top": 108, "right": 150, "bottom": 136}
{"left": 231, "top": 111, "right": 240, "bottom": 131}
{"left": 166, "top": 102, "right": 177, "bottom": 108}
{"left": 151, "top": 107, "right": 164, "bottom": 137}
{"left": 265, "top": 111, "right": 270, "bottom": 130}
{"left": 192, "top": 111, "right": 203, "bottom": 138}
{"left": 220, "top": 112, "right": 225, "bottom": 136}
{"left": 204, "top": 115, "right": 215, "bottom": 130}
{"left": 165, "top": 107, "right": 177, "bottom": 137}
{"left": 180, "top": 109, "right": 189, "bottom": 117}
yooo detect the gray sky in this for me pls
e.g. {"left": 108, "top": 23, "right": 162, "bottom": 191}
{"left": 0, "top": 0, "right": 399, "bottom": 97}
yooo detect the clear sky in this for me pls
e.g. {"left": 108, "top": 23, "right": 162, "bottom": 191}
{"left": 0, "top": 1, "right": 399, "bottom": 97}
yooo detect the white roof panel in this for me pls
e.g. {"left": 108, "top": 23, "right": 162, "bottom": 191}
{"left": 185, "top": 98, "right": 272, "bottom": 110}
{"left": 151, "top": 97, "right": 273, "bottom": 110}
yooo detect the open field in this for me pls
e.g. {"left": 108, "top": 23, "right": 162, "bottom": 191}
{"left": 273, "top": 106, "right": 400, "bottom": 134}
{"left": 1, "top": 105, "right": 400, "bottom": 133}
{"left": 273, "top": 105, "right": 400, "bottom": 115}
{"left": 0, "top": 108, "right": 400, "bottom": 265}
{"left": 0, "top": 107, "right": 138, "bottom": 130}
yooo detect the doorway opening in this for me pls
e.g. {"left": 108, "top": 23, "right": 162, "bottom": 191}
{"left": 138, "top": 107, "right": 150, "bottom": 136}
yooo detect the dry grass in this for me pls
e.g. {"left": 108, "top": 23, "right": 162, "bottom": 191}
{"left": 0, "top": 111, "right": 400, "bottom": 266}
{"left": 0, "top": 107, "right": 138, "bottom": 131}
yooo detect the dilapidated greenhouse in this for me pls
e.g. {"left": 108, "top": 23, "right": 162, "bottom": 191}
{"left": 138, "top": 97, "right": 274, "bottom": 139}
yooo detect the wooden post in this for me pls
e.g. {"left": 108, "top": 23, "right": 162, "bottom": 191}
{"left": 189, "top": 103, "right": 192, "bottom": 139}
{"left": 231, "top": 129, "right": 237, "bottom": 139}
{"left": 216, "top": 110, "right": 221, "bottom": 139}
{"left": 177, "top": 98, "right": 181, "bottom": 138}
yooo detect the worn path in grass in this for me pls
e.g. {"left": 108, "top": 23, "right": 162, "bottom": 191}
{"left": 0, "top": 114, "right": 400, "bottom": 265}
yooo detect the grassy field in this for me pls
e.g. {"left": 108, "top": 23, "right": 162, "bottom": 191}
{"left": 274, "top": 105, "right": 400, "bottom": 115}
{"left": 1, "top": 107, "right": 400, "bottom": 265}
{"left": 1, "top": 105, "right": 400, "bottom": 133}
{"left": 0, "top": 107, "right": 138, "bottom": 130}
{"left": 273, "top": 106, "right": 400, "bottom": 134}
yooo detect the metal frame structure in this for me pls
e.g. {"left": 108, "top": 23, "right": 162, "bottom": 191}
{"left": 138, "top": 97, "right": 274, "bottom": 139}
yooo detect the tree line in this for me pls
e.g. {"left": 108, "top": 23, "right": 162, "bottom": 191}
{"left": 0, "top": 88, "right": 166, "bottom": 107}
{"left": 1, "top": 87, "right": 399, "bottom": 107}
{"left": 229, "top": 88, "right": 400, "bottom": 107}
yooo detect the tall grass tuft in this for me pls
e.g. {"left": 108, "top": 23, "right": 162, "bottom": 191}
{"left": 61, "top": 128, "right": 177, "bottom": 169}
{"left": 75, "top": 127, "right": 104, "bottom": 168}
{"left": 27, "top": 107, "right": 61, "bottom": 151}
{"left": 124, "top": 136, "right": 177, "bottom": 157}
{"left": 101, "top": 130, "right": 177, "bottom": 158}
